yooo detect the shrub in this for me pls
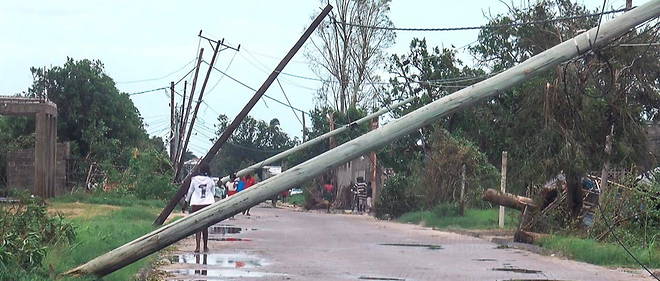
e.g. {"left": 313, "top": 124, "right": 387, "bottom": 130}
{"left": 0, "top": 191, "right": 75, "bottom": 275}
{"left": 106, "top": 149, "right": 177, "bottom": 200}
{"left": 374, "top": 174, "right": 420, "bottom": 219}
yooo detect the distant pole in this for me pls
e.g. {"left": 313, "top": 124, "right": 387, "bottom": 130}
{"left": 499, "top": 151, "right": 508, "bottom": 228}
{"left": 302, "top": 112, "right": 306, "bottom": 142}
{"left": 460, "top": 163, "right": 466, "bottom": 216}
{"left": 175, "top": 80, "right": 188, "bottom": 168}
{"left": 169, "top": 81, "right": 175, "bottom": 162}
{"left": 627, "top": 0, "right": 633, "bottom": 9}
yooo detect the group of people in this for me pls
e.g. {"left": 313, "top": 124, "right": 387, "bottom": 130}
{"left": 182, "top": 163, "right": 257, "bottom": 253}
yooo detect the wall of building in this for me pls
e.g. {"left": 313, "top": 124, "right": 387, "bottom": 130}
{"left": 6, "top": 142, "right": 70, "bottom": 196}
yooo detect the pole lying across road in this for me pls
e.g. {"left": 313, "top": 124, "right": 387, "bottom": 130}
{"left": 65, "top": 1, "right": 660, "bottom": 277}
{"left": 217, "top": 95, "right": 418, "bottom": 185}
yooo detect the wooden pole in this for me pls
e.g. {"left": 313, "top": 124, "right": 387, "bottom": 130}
{"left": 460, "top": 163, "right": 466, "bottom": 216}
{"left": 499, "top": 151, "right": 507, "bottom": 228}
{"left": 66, "top": 3, "right": 660, "bottom": 276}
{"left": 154, "top": 4, "right": 334, "bottom": 226}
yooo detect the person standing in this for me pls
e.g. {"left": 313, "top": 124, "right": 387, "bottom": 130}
{"left": 184, "top": 164, "right": 216, "bottom": 253}
{"left": 322, "top": 181, "right": 334, "bottom": 213}
{"left": 242, "top": 174, "right": 257, "bottom": 216}
{"left": 225, "top": 173, "right": 238, "bottom": 197}
{"left": 355, "top": 177, "right": 368, "bottom": 214}
{"left": 366, "top": 181, "right": 373, "bottom": 213}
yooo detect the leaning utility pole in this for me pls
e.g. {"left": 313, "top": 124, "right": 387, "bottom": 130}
{"left": 66, "top": 2, "right": 660, "bottom": 277}
{"left": 154, "top": 4, "right": 334, "bottom": 226}
{"left": 175, "top": 48, "right": 205, "bottom": 176}
{"left": 174, "top": 37, "right": 224, "bottom": 181}
{"left": 169, "top": 81, "right": 176, "bottom": 162}
{"left": 216, "top": 95, "right": 417, "bottom": 185}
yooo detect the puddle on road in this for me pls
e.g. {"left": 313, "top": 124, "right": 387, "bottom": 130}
{"left": 498, "top": 279, "right": 572, "bottom": 281}
{"left": 473, "top": 258, "right": 497, "bottom": 262}
{"left": 379, "top": 243, "right": 442, "bottom": 250}
{"left": 208, "top": 225, "right": 256, "bottom": 235}
{"left": 492, "top": 267, "right": 542, "bottom": 274}
{"left": 358, "top": 276, "right": 406, "bottom": 281}
{"left": 208, "top": 237, "right": 252, "bottom": 242}
{"left": 167, "top": 268, "right": 284, "bottom": 279}
{"left": 168, "top": 253, "right": 265, "bottom": 268}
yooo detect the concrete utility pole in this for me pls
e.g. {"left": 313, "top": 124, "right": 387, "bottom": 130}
{"left": 175, "top": 48, "right": 205, "bottom": 177}
{"left": 499, "top": 151, "right": 508, "bottom": 228}
{"left": 65, "top": 2, "right": 660, "bottom": 277}
{"left": 154, "top": 4, "right": 334, "bottom": 226}
{"left": 174, "top": 37, "right": 223, "bottom": 181}
{"left": 216, "top": 95, "right": 417, "bottom": 185}
{"left": 169, "top": 81, "right": 176, "bottom": 162}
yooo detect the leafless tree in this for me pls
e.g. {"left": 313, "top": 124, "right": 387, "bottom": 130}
{"left": 307, "top": 0, "right": 395, "bottom": 113}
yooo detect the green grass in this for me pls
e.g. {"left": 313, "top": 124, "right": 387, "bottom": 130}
{"left": 44, "top": 205, "right": 160, "bottom": 281}
{"left": 537, "top": 235, "right": 660, "bottom": 268}
{"left": 399, "top": 204, "right": 518, "bottom": 229}
{"left": 52, "top": 191, "right": 165, "bottom": 208}
{"left": 2, "top": 195, "right": 164, "bottom": 281}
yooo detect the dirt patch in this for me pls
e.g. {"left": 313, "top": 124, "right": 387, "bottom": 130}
{"left": 47, "top": 202, "right": 120, "bottom": 219}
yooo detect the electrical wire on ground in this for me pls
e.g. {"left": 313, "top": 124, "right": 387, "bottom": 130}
{"left": 597, "top": 204, "right": 659, "bottom": 280}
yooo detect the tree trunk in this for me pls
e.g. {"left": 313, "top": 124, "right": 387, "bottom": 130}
{"left": 482, "top": 188, "right": 537, "bottom": 211}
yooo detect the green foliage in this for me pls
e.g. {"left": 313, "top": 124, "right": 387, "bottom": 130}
{"left": 418, "top": 129, "right": 499, "bottom": 209}
{"left": 0, "top": 191, "right": 75, "bottom": 277}
{"left": 27, "top": 58, "right": 154, "bottom": 178}
{"left": 374, "top": 174, "right": 419, "bottom": 219}
{"left": 399, "top": 204, "right": 518, "bottom": 229}
{"left": 105, "top": 149, "right": 177, "bottom": 200}
{"left": 537, "top": 235, "right": 660, "bottom": 268}
{"left": 210, "top": 114, "right": 298, "bottom": 177}
{"left": 285, "top": 193, "right": 305, "bottom": 206}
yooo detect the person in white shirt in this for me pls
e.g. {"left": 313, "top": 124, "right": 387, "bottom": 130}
{"left": 184, "top": 163, "right": 216, "bottom": 252}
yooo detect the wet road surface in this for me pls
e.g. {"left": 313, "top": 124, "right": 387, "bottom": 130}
{"left": 160, "top": 205, "right": 652, "bottom": 281}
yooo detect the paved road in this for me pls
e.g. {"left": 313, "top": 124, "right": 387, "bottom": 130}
{"left": 161, "top": 205, "right": 652, "bottom": 281}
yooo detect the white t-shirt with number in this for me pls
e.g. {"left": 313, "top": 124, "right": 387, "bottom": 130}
{"left": 186, "top": 175, "right": 216, "bottom": 206}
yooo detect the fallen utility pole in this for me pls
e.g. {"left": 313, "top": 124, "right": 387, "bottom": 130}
{"left": 216, "top": 95, "right": 417, "bottom": 185}
{"left": 66, "top": 2, "right": 660, "bottom": 277}
{"left": 154, "top": 4, "right": 334, "bottom": 226}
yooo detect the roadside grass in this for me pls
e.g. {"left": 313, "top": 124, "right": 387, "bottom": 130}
{"left": 8, "top": 194, "right": 167, "bottom": 281}
{"left": 52, "top": 191, "right": 165, "bottom": 209}
{"left": 537, "top": 235, "right": 660, "bottom": 268}
{"left": 399, "top": 204, "right": 519, "bottom": 229}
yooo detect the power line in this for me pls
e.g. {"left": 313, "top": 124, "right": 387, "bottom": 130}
{"left": 202, "top": 60, "right": 310, "bottom": 115}
{"left": 117, "top": 58, "right": 197, "bottom": 84}
{"left": 127, "top": 87, "right": 168, "bottom": 96}
{"left": 330, "top": 8, "right": 629, "bottom": 32}
{"left": 276, "top": 79, "right": 303, "bottom": 126}
{"left": 597, "top": 204, "right": 659, "bottom": 280}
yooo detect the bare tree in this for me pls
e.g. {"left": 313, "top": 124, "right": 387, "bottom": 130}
{"left": 307, "top": 0, "right": 395, "bottom": 113}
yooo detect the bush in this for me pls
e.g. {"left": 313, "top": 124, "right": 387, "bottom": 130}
{"left": 374, "top": 174, "right": 420, "bottom": 219}
{"left": 106, "top": 149, "right": 177, "bottom": 200}
{"left": 0, "top": 191, "right": 75, "bottom": 276}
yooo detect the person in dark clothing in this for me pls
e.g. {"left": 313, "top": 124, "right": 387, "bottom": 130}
{"left": 355, "top": 177, "right": 368, "bottom": 213}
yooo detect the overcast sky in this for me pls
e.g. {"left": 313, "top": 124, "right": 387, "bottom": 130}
{"left": 0, "top": 0, "right": 641, "bottom": 156}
